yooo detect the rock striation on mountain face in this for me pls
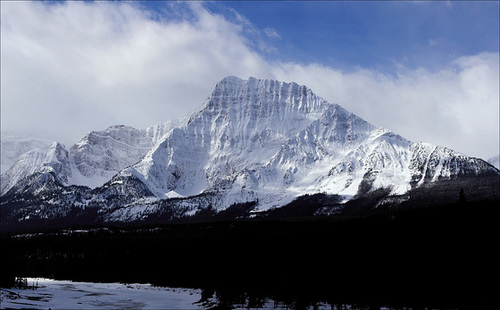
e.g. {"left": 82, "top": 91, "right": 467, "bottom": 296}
{"left": 70, "top": 125, "right": 164, "bottom": 188}
{"left": 1, "top": 77, "right": 499, "bottom": 224}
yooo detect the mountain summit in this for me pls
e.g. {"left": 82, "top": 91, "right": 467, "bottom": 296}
{"left": 1, "top": 77, "right": 498, "bottom": 226}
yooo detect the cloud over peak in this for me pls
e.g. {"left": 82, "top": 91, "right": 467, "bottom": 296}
{"left": 1, "top": 1, "right": 498, "bottom": 160}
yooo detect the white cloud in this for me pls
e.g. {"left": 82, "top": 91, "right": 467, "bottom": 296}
{"left": 271, "top": 53, "right": 499, "bottom": 159}
{"left": 428, "top": 38, "right": 440, "bottom": 46}
{"left": 1, "top": 1, "right": 272, "bottom": 144}
{"left": 1, "top": 1, "right": 498, "bottom": 160}
{"left": 264, "top": 27, "right": 281, "bottom": 39}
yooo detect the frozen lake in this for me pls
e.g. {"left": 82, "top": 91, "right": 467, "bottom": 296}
{"left": 1, "top": 278, "right": 348, "bottom": 310}
{"left": 1, "top": 278, "right": 205, "bottom": 309}
{"left": 0, "top": 277, "right": 408, "bottom": 310}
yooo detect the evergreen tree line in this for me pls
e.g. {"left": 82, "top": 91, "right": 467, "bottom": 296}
{"left": 2, "top": 198, "right": 498, "bottom": 308}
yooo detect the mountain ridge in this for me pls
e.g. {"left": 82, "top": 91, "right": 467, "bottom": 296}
{"left": 1, "top": 122, "right": 178, "bottom": 195}
{"left": 1, "top": 76, "right": 498, "bottom": 226}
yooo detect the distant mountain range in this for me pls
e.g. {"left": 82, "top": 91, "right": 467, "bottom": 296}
{"left": 1, "top": 77, "right": 499, "bottom": 228}
{"left": 488, "top": 155, "right": 500, "bottom": 170}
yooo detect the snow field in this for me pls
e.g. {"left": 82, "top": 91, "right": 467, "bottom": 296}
{"left": 1, "top": 278, "right": 202, "bottom": 309}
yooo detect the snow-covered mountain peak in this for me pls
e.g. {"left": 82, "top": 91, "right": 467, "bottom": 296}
{"left": 198, "top": 76, "right": 331, "bottom": 140}
{"left": 0, "top": 141, "right": 71, "bottom": 195}
{"left": 208, "top": 76, "right": 328, "bottom": 114}
{"left": 125, "top": 77, "right": 339, "bottom": 199}
{"left": 2, "top": 76, "right": 499, "bottom": 224}
{"left": 115, "top": 77, "right": 421, "bottom": 207}
{"left": 1, "top": 122, "right": 177, "bottom": 195}
{"left": 116, "top": 77, "right": 498, "bottom": 212}
{"left": 0, "top": 133, "right": 52, "bottom": 174}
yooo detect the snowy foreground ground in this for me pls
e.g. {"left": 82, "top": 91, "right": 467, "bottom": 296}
{"left": 1, "top": 278, "right": 205, "bottom": 309}
{"left": 1, "top": 278, "right": 352, "bottom": 310}
{"left": 1, "top": 278, "right": 413, "bottom": 309}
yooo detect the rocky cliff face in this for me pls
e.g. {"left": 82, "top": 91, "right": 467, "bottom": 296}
{"left": 1, "top": 77, "right": 498, "bottom": 224}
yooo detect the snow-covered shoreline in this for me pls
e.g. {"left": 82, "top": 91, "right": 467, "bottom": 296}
{"left": 0, "top": 278, "right": 203, "bottom": 309}
{"left": 0, "top": 277, "right": 461, "bottom": 309}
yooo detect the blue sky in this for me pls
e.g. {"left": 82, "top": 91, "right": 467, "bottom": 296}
{"left": 143, "top": 1, "right": 499, "bottom": 70}
{"left": 249, "top": 1, "right": 498, "bottom": 69}
{"left": 1, "top": 1, "right": 499, "bottom": 159}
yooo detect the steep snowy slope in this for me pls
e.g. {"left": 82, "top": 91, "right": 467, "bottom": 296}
{"left": 409, "top": 143, "right": 496, "bottom": 184}
{"left": 0, "top": 133, "right": 50, "bottom": 173}
{"left": 69, "top": 125, "right": 169, "bottom": 188}
{"left": 1, "top": 142, "right": 72, "bottom": 196}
